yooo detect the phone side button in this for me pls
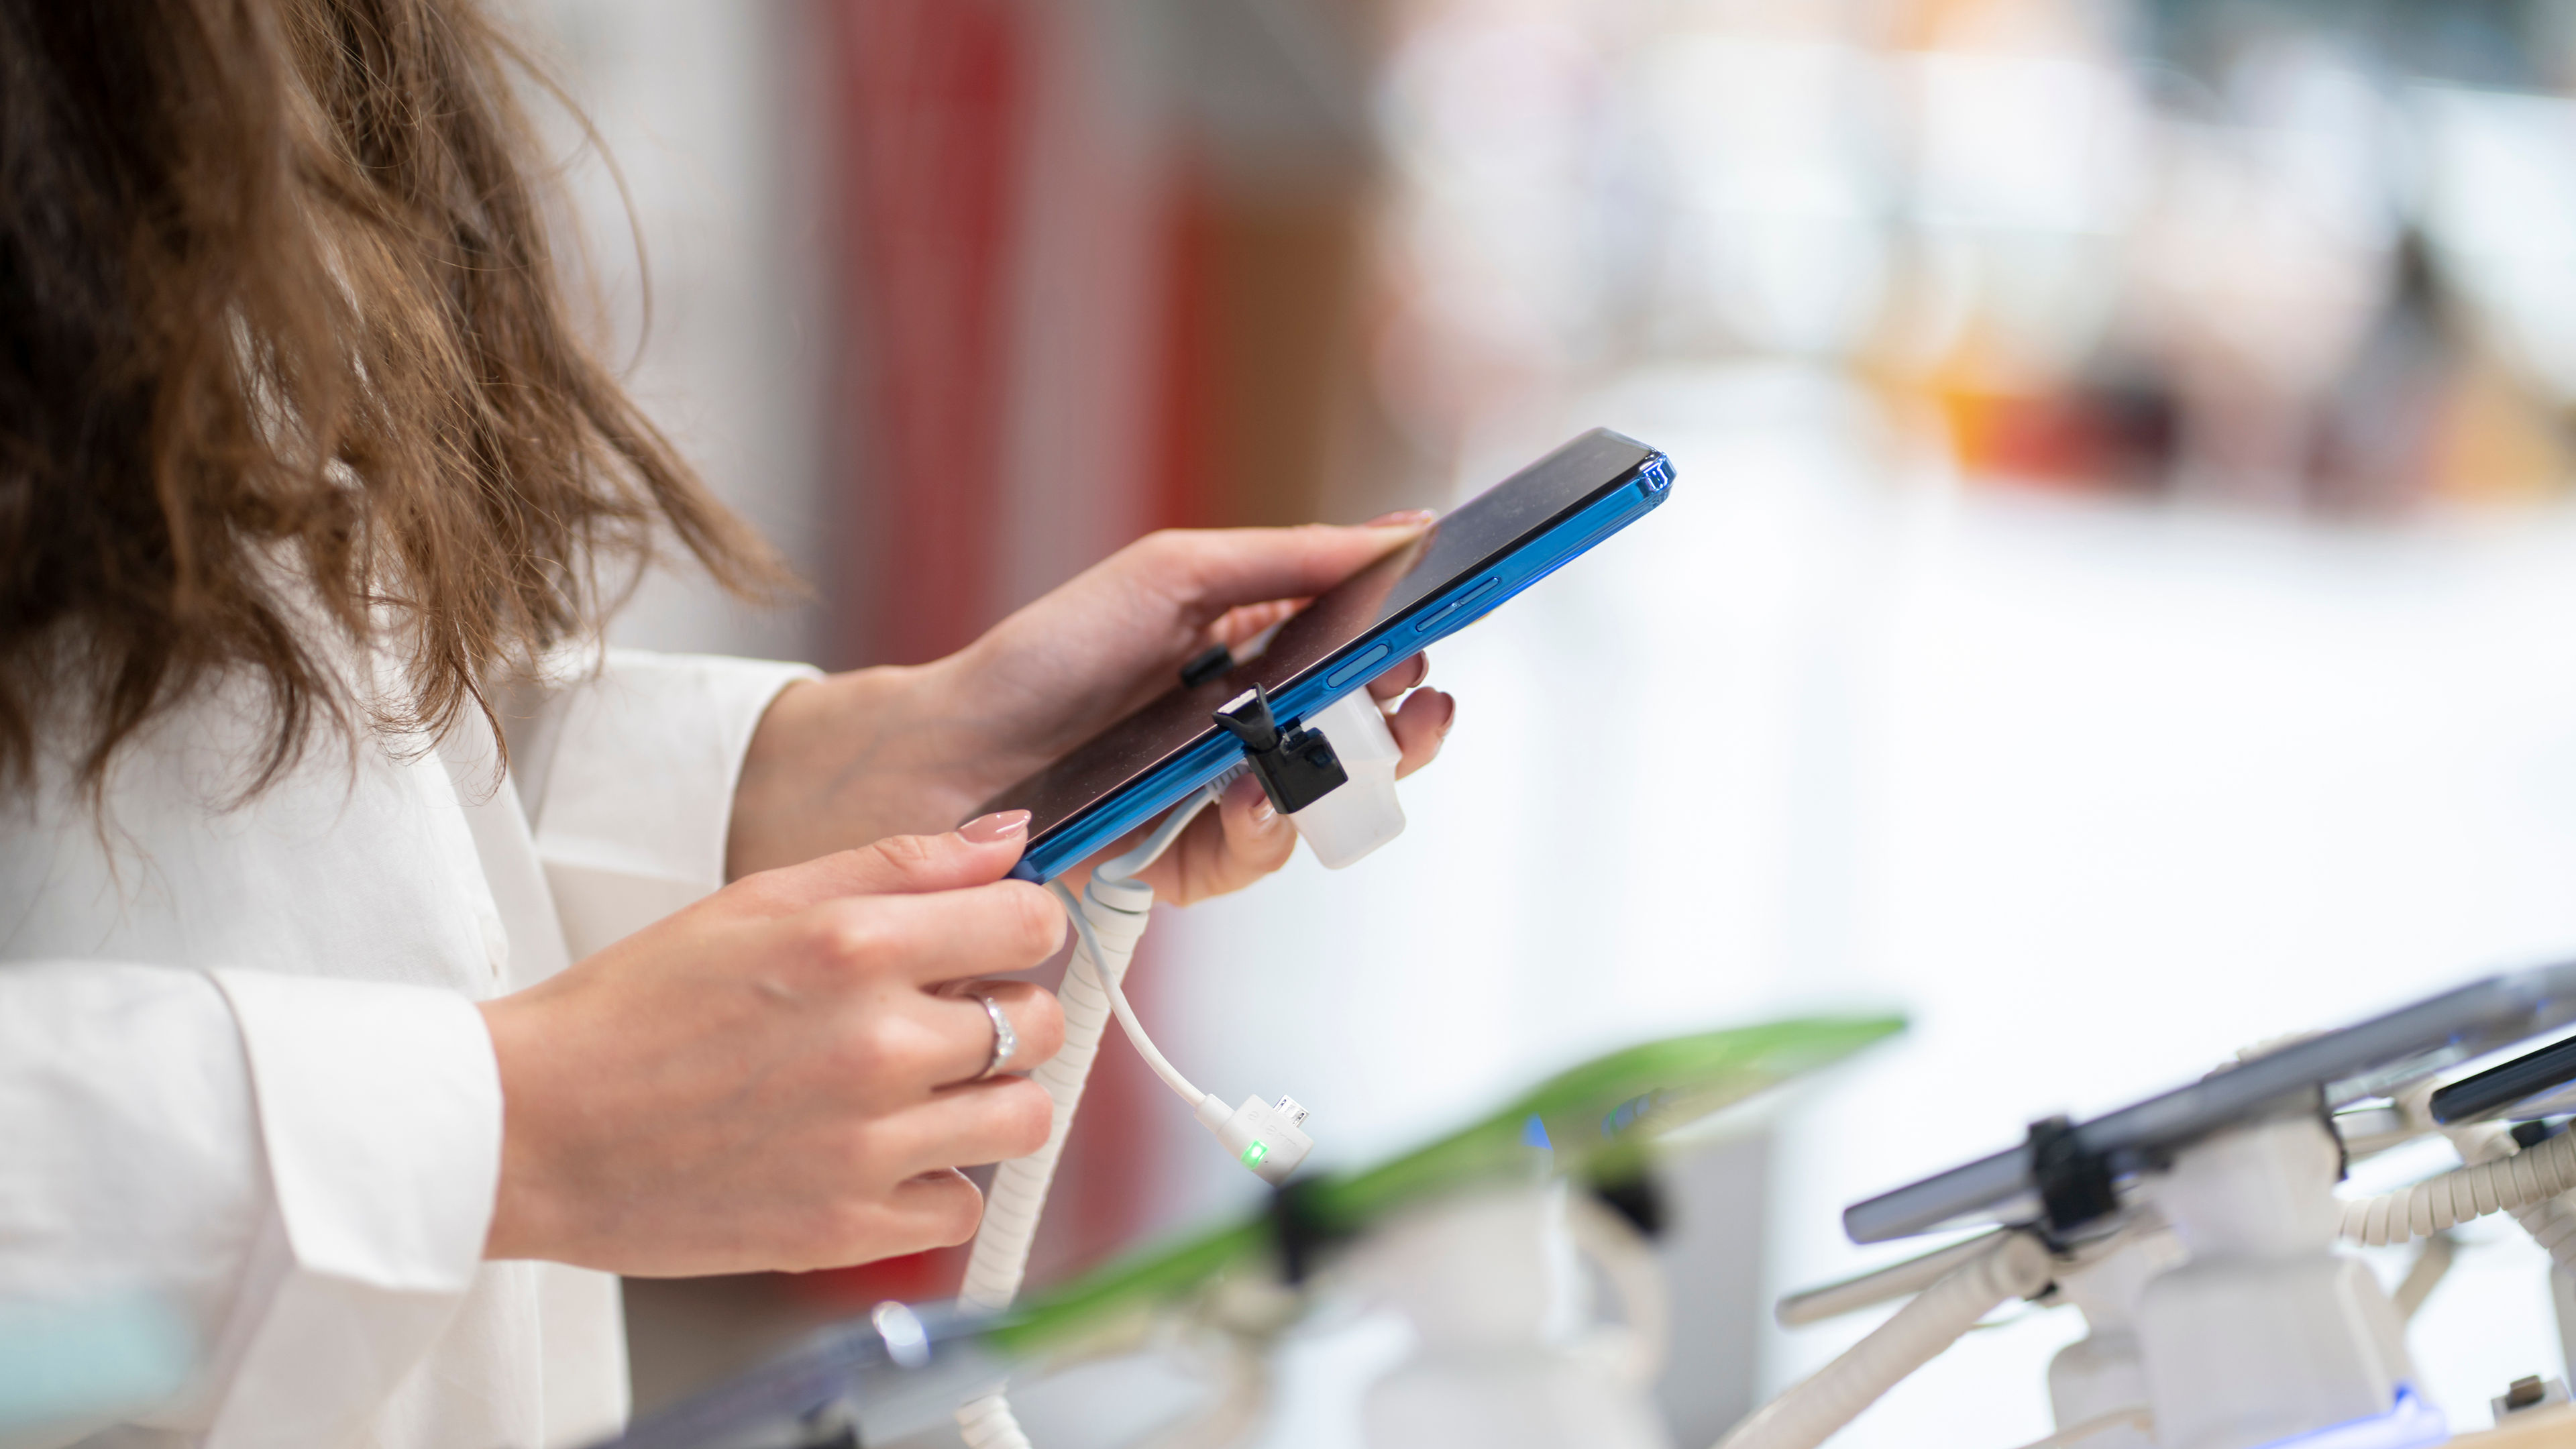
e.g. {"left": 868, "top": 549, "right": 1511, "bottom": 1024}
{"left": 1325, "top": 643, "right": 1391, "bottom": 688}
{"left": 1413, "top": 576, "right": 1499, "bottom": 633}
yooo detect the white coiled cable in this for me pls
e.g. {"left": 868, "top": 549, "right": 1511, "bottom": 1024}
{"left": 2432, "top": 1120, "right": 2576, "bottom": 1272}
{"left": 1715, "top": 1230, "right": 2053, "bottom": 1449}
{"left": 2520, "top": 1179, "right": 2576, "bottom": 1271}
{"left": 2340, "top": 1122, "right": 2576, "bottom": 1247}
{"left": 955, "top": 1389, "right": 1032, "bottom": 1449}
{"left": 951, "top": 786, "right": 1222, "bottom": 1448}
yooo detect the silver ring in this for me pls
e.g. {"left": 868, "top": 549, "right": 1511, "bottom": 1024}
{"left": 972, "top": 992, "right": 1018, "bottom": 1080}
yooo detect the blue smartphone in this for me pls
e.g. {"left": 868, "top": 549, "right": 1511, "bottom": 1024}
{"left": 979, "top": 427, "right": 1676, "bottom": 882}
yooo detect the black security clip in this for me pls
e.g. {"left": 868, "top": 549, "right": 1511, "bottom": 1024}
{"left": 1214, "top": 683, "right": 1347, "bottom": 816}
{"left": 2027, "top": 1114, "right": 2118, "bottom": 1240}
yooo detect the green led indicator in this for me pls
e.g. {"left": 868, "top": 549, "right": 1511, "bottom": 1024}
{"left": 1240, "top": 1140, "right": 1269, "bottom": 1169}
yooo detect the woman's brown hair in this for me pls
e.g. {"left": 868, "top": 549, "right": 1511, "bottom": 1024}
{"left": 0, "top": 0, "right": 786, "bottom": 800}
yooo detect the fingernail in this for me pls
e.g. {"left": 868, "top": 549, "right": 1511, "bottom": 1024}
{"left": 1363, "top": 508, "right": 1436, "bottom": 528}
{"left": 959, "top": 810, "right": 1031, "bottom": 845}
{"left": 1434, "top": 692, "right": 1457, "bottom": 737}
{"left": 1250, "top": 797, "right": 1278, "bottom": 828}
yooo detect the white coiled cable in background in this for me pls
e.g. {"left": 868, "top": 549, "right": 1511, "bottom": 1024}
{"left": 2519, "top": 1169, "right": 2576, "bottom": 1271}
{"left": 955, "top": 1389, "right": 1032, "bottom": 1449}
{"left": 1715, "top": 1230, "right": 2053, "bottom": 1449}
{"left": 2435, "top": 1120, "right": 2576, "bottom": 1273}
{"left": 2340, "top": 1123, "right": 2576, "bottom": 1248}
{"left": 952, "top": 786, "right": 1222, "bottom": 1449}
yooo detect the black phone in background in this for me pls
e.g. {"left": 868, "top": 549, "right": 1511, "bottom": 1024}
{"left": 1843, "top": 963, "right": 2576, "bottom": 1246}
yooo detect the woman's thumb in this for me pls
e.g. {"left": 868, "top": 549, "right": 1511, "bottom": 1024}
{"left": 735, "top": 810, "right": 1032, "bottom": 912}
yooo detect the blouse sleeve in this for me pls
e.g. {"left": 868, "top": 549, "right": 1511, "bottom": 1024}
{"left": 515, "top": 648, "right": 821, "bottom": 958}
{"left": 0, "top": 962, "right": 499, "bottom": 1444}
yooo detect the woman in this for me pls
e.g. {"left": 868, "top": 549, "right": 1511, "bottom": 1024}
{"left": 0, "top": 3, "right": 1456, "bottom": 1444}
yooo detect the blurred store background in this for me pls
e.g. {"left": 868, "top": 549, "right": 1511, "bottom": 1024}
{"left": 517, "top": 0, "right": 2576, "bottom": 1443}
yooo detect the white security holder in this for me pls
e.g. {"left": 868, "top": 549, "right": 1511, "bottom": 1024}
{"left": 1350, "top": 1182, "right": 1674, "bottom": 1449}
{"left": 2134, "top": 1116, "right": 2436, "bottom": 1449}
{"left": 2043, "top": 1222, "right": 2186, "bottom": 1449}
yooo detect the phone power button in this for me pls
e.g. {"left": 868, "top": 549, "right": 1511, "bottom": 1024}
{"left": 1326, "top": 644, "right": 1391, "bottom": 689}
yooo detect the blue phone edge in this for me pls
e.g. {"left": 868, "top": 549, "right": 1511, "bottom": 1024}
{"left": 1011, "top": 450, "right": 1675, "bottom": 882}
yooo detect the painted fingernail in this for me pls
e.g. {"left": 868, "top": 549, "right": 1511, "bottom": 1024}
{"left": 1363, "top": 508, "right": 1437, "bottom": 528}
{"left": 959, "top": 810, "right": 1032, "bottom": 845}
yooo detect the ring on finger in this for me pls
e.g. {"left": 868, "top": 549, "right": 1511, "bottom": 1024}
{"left": 971, "top": 991, "right": 1018, "bottom": 1081}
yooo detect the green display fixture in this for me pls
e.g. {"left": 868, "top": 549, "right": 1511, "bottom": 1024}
{"left": 990, "top": 1013, "right": 1905, "bottom": 1360}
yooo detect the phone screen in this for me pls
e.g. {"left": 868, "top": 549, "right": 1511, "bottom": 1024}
{"left": 981, "top": 428, "right": 1667, "bottom": 875}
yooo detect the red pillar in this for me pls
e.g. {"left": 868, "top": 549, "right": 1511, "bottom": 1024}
{"left": 802, "top": 0, "right": 1174, "bottom": 1309}
{"left": 830, "top": 0, "right": 1028, "bottom": 668}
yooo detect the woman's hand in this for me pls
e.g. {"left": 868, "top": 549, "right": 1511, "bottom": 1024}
{"left": 478, "top": 812, "right": 1064, "bottom": 1276}
{"left": 728, "top": 519, "right": 1459, "bottom": 903}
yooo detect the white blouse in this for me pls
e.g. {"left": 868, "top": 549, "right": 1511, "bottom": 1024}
{"left": 1, "top": 648, "right": 817, "bottom": 1448}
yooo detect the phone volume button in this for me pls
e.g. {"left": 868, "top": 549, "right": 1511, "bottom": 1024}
{"left": 1415, "top": 576, "right": 1500, "bottom": 633}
